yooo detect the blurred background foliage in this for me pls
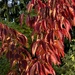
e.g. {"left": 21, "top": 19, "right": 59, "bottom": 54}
{"left": 0, "top": 0, "right": 75, "bottom": 75}
{"left": 0, "top": 0, "right": 30, "bottom": 22}
{"left": 0, "top": 55, "right": 10, "bottom": 75}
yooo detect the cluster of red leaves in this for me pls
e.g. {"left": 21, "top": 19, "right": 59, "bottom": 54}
{"left": 26, "top": 0, "right": 75, "bottom": 75}
{"left": 0, "top": 0, "right": 75, "bottom": 75}
{"left": 0, "top": 23, "right": 30, "bottom": 75}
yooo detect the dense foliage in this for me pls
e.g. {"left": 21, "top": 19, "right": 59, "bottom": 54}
{"left": 25, "top": 0, "right": 75, "bottom": 74}
{"left": 0, "top": 0, "right": 75, "bottom": 75}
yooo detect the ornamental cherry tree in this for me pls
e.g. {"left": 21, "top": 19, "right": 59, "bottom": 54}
{"left": 0, "top": 0, "right": 75, "bottom": 75}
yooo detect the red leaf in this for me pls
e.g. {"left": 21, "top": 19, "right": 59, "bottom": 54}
{"left": 50, "top": 51, "right": 60, "bottom": 65}
{"left": 54, "top": 40, "right": 65, "bottom": 57}
{"left": 53, "top": 8, "right": 56, "bottom": 18}
{"left": 40, "top": 40, "right": 47, "bottom": 51}
{"left": 44, "top": 63, "right": 55, "bottom": 75}
{"left": 40, "top": 64, "right": 46, "bottom": 75}
{"left": 1, "top": 25, "right": 8, "bottom": 41}
{"left": 42, "top": 20, "right": 47, "bottom": 31}
{"left": 32, "top": 41, "right": 39, "bottom": 56}
{"left": 72, "top": 17, "right": 75, "bottom": 26}
{"left": 72, "top": 0, "right": 75, "bottom": 6}
{"left": 31, "top": 0, "right": 35, "bottom": 4}
{"left": 10, "top": 28, "right": 17, "bottom": 37}
{"left": 7, "top": 71, "right": 17, "bottom": 75}
{"left": 35, "top": 44, "right": 46, "bottom": 59}
{"left": 47, "top": 31, "right": 54, "bottom": 42}
{"left": 69, "top": 7, "right": 75, "bottom": 16}
{"left": 19, "top": 13, "right": 24, "bottom": 27}
{"left": 29, "top": 62, "right": 37, "bottom": 75}
{"left": 9, "top": 43, "right": 15, "bottom": 50}
{"left": 33, "top": 22, "right": 41, "bottom": 34}
{"left": 27, "top": 1, "right": 34, "bottom": 12}
{"left": 53, "top": 30, "right": 63, "bottom": 41}
{"left": 38, "top": 0, "right": 46, "bottom": 8}
{"left": 17, "top": 34, "right": 27, "bottom": 46}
